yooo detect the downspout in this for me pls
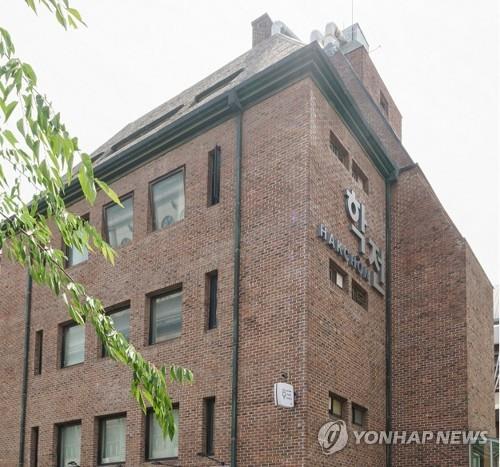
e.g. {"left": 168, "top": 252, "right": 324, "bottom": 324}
{"left": 229, "top": 90, "right": 243, "bottom": 467}
{"left": 385, "top": 178, "right": 394, "bottom": 467}
{"left": 18, "top": 271, "right": 33, "bottom": 467}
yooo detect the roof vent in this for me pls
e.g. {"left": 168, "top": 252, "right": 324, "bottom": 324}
{"left": 271, "top": 20, "right": 300, "bottom": 41}
{"left": 310, "top": 22, "right": 347, "bottom": 56}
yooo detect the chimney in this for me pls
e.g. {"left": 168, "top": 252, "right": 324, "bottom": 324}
{"left": 252, "top": 13, "right": 273, "bottom": 47}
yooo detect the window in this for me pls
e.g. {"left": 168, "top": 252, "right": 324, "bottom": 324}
{"left": 352, "top": 404, "right": 366, "bottom": 426}
{"left": 329, "top": 131, "right": 349, "bottom": 169}
{"left": 380, "top": 91, "right": 389, "bottom": 116}
{"left": 150, "top": 289, "right": 182, "bottom": 344}
{"left": 146, "top": 407, "right": 179, "bottom": 460}
{"left": 352, "top": 280, "right": 368, "bottom": 310}
{"left": 57, "top": 422, "right": 81, "bottom": 467}
{"left": 66, "top": 215, "right": 89, "bottom": 267}
{"left": 207, "top": 146, "right": 221, "bottom": 206}
{"left": 104, "top": 195, "right": 134, "bottom": 248}
{"left": 30, "top": 427, "right": 39, "bottom": 467}
{"left": 328, "top": 393, "right": 346, "bottom": 419}
{"left": 151, "top": 170, "right": 185, "bottom": 230}
{"left": 61, "top": 323, "right": 85, "bottom": 367}
{"left": 206, "top": 271, "right": 218, "bottom": 330}
{"left": 329, "top": 260, "right": 347, "bottom": 290}
{"left": 98, "top": 414, "right": 126, "bottom": 465}
{"left": 34, "top": 330, "right": 43, "bottom": 375}
{"left": 102, "top": 307, "right": 130, "bottom": 357}
{"left": 203, "top": 397, "right": 215, "bottom": 456}
{"left": 352, "top": 160, "right": 369, "bottom": 194}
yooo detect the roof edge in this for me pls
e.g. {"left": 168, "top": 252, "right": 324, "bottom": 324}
{"left": 62, "top": 42, "right": 398, "bottom": 206}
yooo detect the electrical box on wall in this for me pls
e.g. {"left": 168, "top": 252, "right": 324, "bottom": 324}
{"left": 274, "top": 382, "right": 294, "bottom": 408}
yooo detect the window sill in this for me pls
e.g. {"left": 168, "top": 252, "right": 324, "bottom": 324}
{"left": 149, "top": 334, "right": 182, "bottom": 346}
{"left": 60, "top": 361, "right": 84, "bottom": 370}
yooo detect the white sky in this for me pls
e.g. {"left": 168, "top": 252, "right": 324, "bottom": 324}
{"left": 2, "top": 0, "right": 499, "bottom": 285}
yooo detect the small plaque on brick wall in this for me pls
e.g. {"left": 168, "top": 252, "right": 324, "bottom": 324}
{"left": 274, "top": 382, "right": 294, "bottom": 408}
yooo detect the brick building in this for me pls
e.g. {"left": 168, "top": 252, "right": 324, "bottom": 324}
{"left": 0, "top": 13, "right": 496, "bottom": 467}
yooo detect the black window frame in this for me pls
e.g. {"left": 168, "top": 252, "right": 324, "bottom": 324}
{"left": 30, "top": 426, "right": 39, "bottom": 467}
{"left": 352, "top": 403, "right": 367, "bottom": 427}
{"left": 207, "top": 146, "right": 221, "bottom": 206}
{"left": 60, "top": 321, "right": 85, "bottom": 368}
{"left": 380, "top": 91, "right": 389, "bottom": 116}
{"left": 328, "top": 392, "right": 346, "bottom": 419}
{"left": 351, "top": 280, "right": 368, "bottom": 310}
{"left": 102, "top": 192, "right": 134, "bottom": 249}
{"left": 149, "top": 167, "right": 185, "bottom": 232}
{"left": 329, "top": 130, "right": 349, "bottom": 170}
{"left": 101, "top": 304, "right": 131, "bottom": 357}
{"left": 329, "top": 260, "right": 347, "bottom": 292}
{"left": 97, "top": 412, "right": 127, "bottom": 466}
{"left": 56, "top": 420, "right": 82, "bottom": 467}
{"left": 34, "top": 329, "right": 43, "bottom": 375}
{"left": 206, "top": 271, "right": 218, "bottom": 330}
{"left": 149, "top": 287, "right": 183, "bottom": 345}
{"left": 145, "top": 405, "right": 179, "bottom": 462}
{"left": 351, "top": 160, "right": 369, "bottom": 194}
{"left": 203, "top": 397, "right": 215, "bottom": 456}
{"left": 65, "top": 213, "right": 90, "bottom": 268}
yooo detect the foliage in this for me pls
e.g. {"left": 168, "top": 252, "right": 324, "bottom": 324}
{"left": 0, "top": 0, "right": 192, "bottom": 438}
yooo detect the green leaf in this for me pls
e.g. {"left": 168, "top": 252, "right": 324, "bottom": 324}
{"left": 96, "top": 178, "right": 123, "bottom": 207}
{"left": 21, "top": 63, "right": 37, "bottom": 85}
{"left": 3, "top": 129, "right": 18, "bottom": 145}
{"left": 78, "top": 164, "right": 96, "bottom": 204}
{"left": 2, "top": 101, "right": 17, "bottom": 122}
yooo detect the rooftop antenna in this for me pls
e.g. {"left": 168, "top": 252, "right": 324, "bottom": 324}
{"left": 351, "top": 0, "right": 354, "bottom": 39}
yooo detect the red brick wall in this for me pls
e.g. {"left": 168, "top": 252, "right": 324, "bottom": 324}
{"left": 465, "top": 245, "right": 495, "bottom": 435}
{"left": 306, "top": 81, "right": 387, "bottom": 466}
{"left": 16, "top": 115, "right": 238, "bottom": 467}
{"left": 236, "top": 79, "right": 311, "bottom": 466}
{"left": 345, "top": 46, "right": 402, "bottom": 139}
{"left": 391, "top": 165, "right": 494, "bottom": 466}
{"left": 0, "top": 261, "right": 26, "bottom": 467}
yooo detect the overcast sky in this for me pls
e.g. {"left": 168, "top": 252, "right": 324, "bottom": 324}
{"left": 3, "top": 0, "right": 499, "bottom": 285}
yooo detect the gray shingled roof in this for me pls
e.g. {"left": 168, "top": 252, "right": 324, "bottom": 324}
{"left": 91, "top": 33, "right": 304, "bottom": 166}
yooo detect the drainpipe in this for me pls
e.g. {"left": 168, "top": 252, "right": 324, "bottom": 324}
{"left": 18, "top": 271, "right": 33, "bottom": 467}
{"left": 229, "top": 90, "right": 243, "bottom": 467}
{"left": 385, "top": 179, "right": 394, "bottom": 467}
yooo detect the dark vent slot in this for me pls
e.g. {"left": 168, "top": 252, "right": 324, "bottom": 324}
{"left": 194, "top": 69, "right": 244, "bottom": 104}
{"left": 111, "top": 104, "right": 184, "bottom": 152}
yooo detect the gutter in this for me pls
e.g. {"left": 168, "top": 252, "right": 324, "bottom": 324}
{"left": 18, "top": 272, "right": 33, "bottom": 467}
{"left": 229, "top": 90, "right": 243, "bottom": 467}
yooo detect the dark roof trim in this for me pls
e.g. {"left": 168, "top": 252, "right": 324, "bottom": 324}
{"left": 194, "top": 68, "right": 244, "bottom": 104}
{"left": 62, "top": 42, "right": 398, "bottom": 205}
{"left": 111, "top": 104, "right": 184, "bottom": 153}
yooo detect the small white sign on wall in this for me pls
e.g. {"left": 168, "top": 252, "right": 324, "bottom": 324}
{"left": 274, "top": 382, "right": 294, "bottom": 408}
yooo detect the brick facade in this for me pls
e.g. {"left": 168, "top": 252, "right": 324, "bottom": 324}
{"left": 0, "top": 16, "right": 495, "bottom": 467}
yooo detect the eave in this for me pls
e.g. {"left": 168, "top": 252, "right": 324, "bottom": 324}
{"left": 62, "top": 41, "right": 398, "bottom": 206}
